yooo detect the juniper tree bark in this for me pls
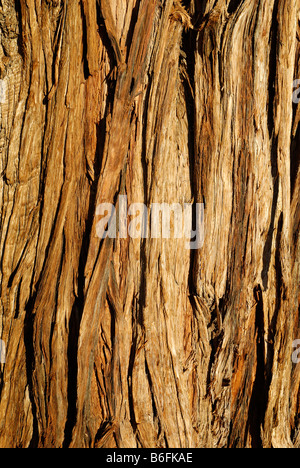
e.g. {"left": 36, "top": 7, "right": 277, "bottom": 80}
{"left": 0, "top": 0, "right": 299, "bottom": 448}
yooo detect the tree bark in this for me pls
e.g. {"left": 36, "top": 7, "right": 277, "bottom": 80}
{"left": 0, "top": 0, "right": 299, "bottom": 448}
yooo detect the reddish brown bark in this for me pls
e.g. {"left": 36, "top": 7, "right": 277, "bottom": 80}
{"left": 0, "top": 0, "right": 299, "bottom": 448}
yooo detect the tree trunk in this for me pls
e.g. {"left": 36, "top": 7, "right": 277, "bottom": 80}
{"left": 0, "top": 0, "right": 299, "bottom": 448}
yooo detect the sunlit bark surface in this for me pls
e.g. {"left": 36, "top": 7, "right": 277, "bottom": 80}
{"left": 0, "top": 0, "right": 299, "bottom": 448}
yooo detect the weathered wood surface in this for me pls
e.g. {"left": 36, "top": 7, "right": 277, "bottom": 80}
{"left": 0, "top": 0, "right": 299, "bottom": 448}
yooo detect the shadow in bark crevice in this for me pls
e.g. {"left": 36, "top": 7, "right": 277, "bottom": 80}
{"left": 262, "top": 136, "right": 279, "bottom": 291}
{"left": 247, "top": 285, "right": 266, "bottom": 448}
{"left": 24, "top": 301, "right": 39, "bottom": 448}
{"left": 63, "top": 115, "right": 107, "bottom": 447}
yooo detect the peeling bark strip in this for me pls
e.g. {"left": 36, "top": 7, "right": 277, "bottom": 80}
{"left": 0, "top": 0, "right": 299, "bottom": 448}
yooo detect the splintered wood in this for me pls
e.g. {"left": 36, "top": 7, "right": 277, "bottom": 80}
{"left": 0, "top": 0, "right": 299, "bottom": 448}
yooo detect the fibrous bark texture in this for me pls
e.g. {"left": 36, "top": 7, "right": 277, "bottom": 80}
{"left": 0, "top": 0, "right": 299, "bottom": 448}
